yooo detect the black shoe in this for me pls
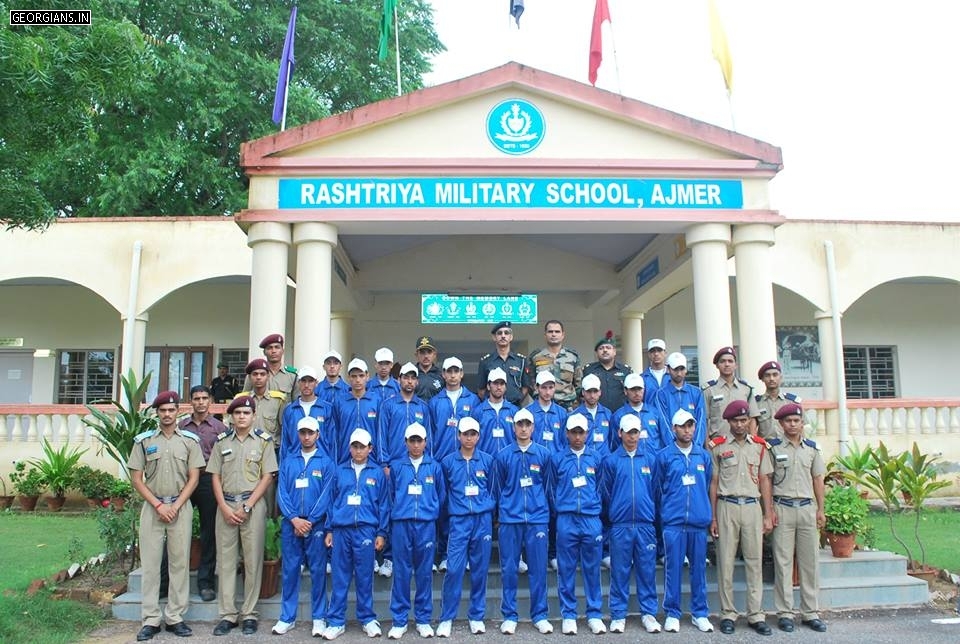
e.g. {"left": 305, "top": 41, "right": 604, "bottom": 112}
{"left": 166, "top": 622, "right": 193, "bottom": 637}
{"left": 778, "top": 617, "right": 795, "bottom": 632}
{"left": 720, "top": 619, "right": 735, "bottom": 634}
{"left": 199, "top": 587, "right": 216, "bottom": 602}
{"left": 241, "top": 619, "right": 258, "bottom": 635}
{"left": 213, "top": 620, "right": 238, "bottom": 636}
{"left": 802, "top": 618, "right": 827, "bottom": 632}
{"left": 749, "top": 621, "right": 772, "bottom": 636}
{"left": 137, "top": 625, "right": 161, "bottom": 641}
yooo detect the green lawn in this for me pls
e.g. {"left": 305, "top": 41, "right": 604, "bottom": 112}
{"left": 864, "top": 507, "right": 960, "bottom": 571}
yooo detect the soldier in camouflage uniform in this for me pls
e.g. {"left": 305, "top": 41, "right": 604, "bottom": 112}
{"left": 529, "top": 320, "right": 581, "bottom": 411}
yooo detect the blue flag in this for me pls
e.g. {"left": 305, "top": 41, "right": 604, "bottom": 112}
{"left": 510, "top": 0, "right": 524, "bottom": 27}
{"left": 272, "top": 6, "right": 297, "bottom": 126}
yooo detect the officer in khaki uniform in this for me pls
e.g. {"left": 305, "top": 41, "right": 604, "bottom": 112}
{"left": 702, "top": 347, "right": 761, "bottom": 440}
{"left": 128, "top": 391, "right": 205, "bottom": 641}
{"left": 241, "top": 333, "right": 298, "bottom": 402}
{"left": 709, "top": 399, "right": 774, "bottom": 636}
{"left": 767, "top": 402, "right": 828, "bottom": 633}
{"left": 207, "top": 395, "right": 279, "bottom": 636}
{"left": 754, "top": 361, "right": 802, "bottom": 439}
{"left": 236, "top": 358, "right": 286, "bottom": 440}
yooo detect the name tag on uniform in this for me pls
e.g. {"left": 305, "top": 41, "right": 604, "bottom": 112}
{"left": 145, "top": 445, "right": 158, "bottom": 455}
{"left": 572, "top": 476, "right": 587, "bottom": 488}
{"left": 407, "top": 484, "right": 423, "bottom": 496}
{"left": 775, "top": 454, "right": 789, "bottom": 463}
{"left": 542, "top": 431, "right": 554, "bottom": 442}
{"left": 295, "top": 477, "right": 309, "bottom": 489}
{"left": 493, "top": 428, "right": 504, "bottom": 438}
{"left": 221, "top": 448, "right": 233, "bottom": 456}
{"left": 682, "top": 474, "right": 696, "bottom": 486}
{"left": 347, "top": 494, "right": 362, "bottom": 506}
{"left": 465, "top": 484, "right": 479, "bottom": 497}
{"left": 712, "top": 395, "right": 724, "bottom": 402}
{"left": 593, "top": 433, "right": 604, "bottom": 443}
{"left": 520, "top": 477, "right": 533, "bottom": 488}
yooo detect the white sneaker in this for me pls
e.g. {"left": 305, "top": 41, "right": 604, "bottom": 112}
{"left": 374, "top": 561, "right": 381, "bottom": 574}
{"left": 387, "top": 625, "right": 407, "bottom": 639}
{"left": 379, "top": 559, "right": 394, "bottom": 578}
{"left": 518, "top": 558, "right": 528, "bottom": 574}
{"left": 664, "top": 617, "right": 680, "bottom": 633}
{"left": 416, "top": 624, "right": 434, "bottom": 638}
{"left": 323, "top": 625, "right": 346, "bottom": 640}
{"left": 468, "top": 620, "right": 485, "bottom": 634}
{"left": 313, "top": 620, "right": 327, "bottom": 637}
{"left": 432, "top": 563, "right": 438, "bottom": 572}
{"left": 415, "top": 624, "right": 434, "bottom": 638}
{"left": 610, "top": 619, "right": 626, "bottom": 633}
{"left": 272, "top": 620, "right": 295, "bottom": 635}
{"left": 600, "top": 556, "right": 611, "bottom": 569}
{"left": 691, "top": 616, "right": 713, "bottom": 633}
{"left": 549, "top": 558, "right": 559, "bottom": 571}
{"left": 326, "top": 562, "right": 332, "bottom": 574}
{"left": 588, "top": 618, "right": 606, "bottom": 634}
{"left": 534, "top": 620, "right": 554, "bottom": 634}
{"left": 641, "top": 614, "right": 661, "bottom": 633}
{"left": 435, "top": 621, "right": 452, "bottom": 638}
{"left": 562, "top": 619, "right": 577, "bottom": 635}
{"left": 500, "top": 620, "right": 517, "bottom": 634}
{"left": 438, "top": 559, "right": 448, "bottom": 572}
{"left": 363, "top": 620, "right": 383, "bottom": 638}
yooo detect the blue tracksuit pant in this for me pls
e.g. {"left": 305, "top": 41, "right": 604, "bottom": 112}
{"left": 662, "top": 524, "right": 709, "bottom": 619}
{"left": 608, "top": 522, "right": 658, "bottom": 618}
{"left": 327, "top": 525, "right": 378, "bottom": 626}
{"left": 556, "top": 513, "right": 603, "bottom": 619}
{"left": 498, "top": 522, "right": 549, "bottom": 623}
{"left": 390, "top": 519, "right": 436, "bottom": 627}
{"left": 439, "top": 513, "right": 492, "bottom": 622}
{"left": 279, "top": 519, "right": 329, "bottom": 623}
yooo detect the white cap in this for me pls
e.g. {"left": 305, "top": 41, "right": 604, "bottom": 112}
{"left": 297, "top": 365, "right": 318, "bottom": 381}
{"left": 297, "top": 416, "right": 319, "bottom": 432}
{"left": 442, "top": 356, "right": 463, "bottom": 371}
{"left": 404, "top": 422, "right": 427, "bottom": 440}
{"left": 487, "top": 367, "right": 507, "bottom": 383}
{"left": 536, "top": 370, "right": 556, "bottom": 386}
{"left": 514, "top": 408, "right": 534, "bottom": 424}
{"left": 347, "top": 358, "right": 368, "bottom": 373}
{"left": 624, "top": 373, "right": 645, "bottom": 389}
{"left": 398, "top": 361, "right": 418, "bottom": 376}
{"left": 672, "top": 409, "right": 695, "bottom": 426}
{"left": 666, "top": 352, "right": 687, "bottom": 369}
{"left": 349, "top": 428, "right": 373, "bottom": 445}
{"left": 321, "top": 350, "right": 343, "bottom": 364}
{"left": 374, "top": 347, "right": 394, "bottom": 363}
{"left": 619, "top": 415, "right": 642, "bottom": 432}
{"left": 458, "top": 416, "right": 481, "bottom": 433}
{"left": 581, "top": 374, "right": 601, "bottom": 391}
{"left": 647, "top": 338, "right": 666, "bottom": 351}
{"left": 566, "top": 413, "right": 588, "bottom": 430}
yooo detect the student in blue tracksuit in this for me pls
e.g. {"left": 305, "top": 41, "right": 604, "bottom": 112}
{"left": 318, "top": 351, "right": 350, "bottom": 405}
{"left": 599, "top": 414, "right": 661, "bottom": 635}
{"left": 366, "top": 347, "right": 401, "bottom": 405}
{"left": 654, "top": 409, "right": 714, "bottom": 634}
{"left": 527, "top": 370, "right": 568, "bottom": 454}
{"left": 490, "top": 408, "right": 554, "bottom": 635}
{"left": 280, "top": 366, "right": 335, "bottom": 462}
{"left": 472, "top": 367, "right": 518, "bottom": 457}
{"left": 331, "top": 358, "right": 380, "bottom": 465}
{"left": 547, "top": 413, "right": 607, "bottom": 636}
{"left": 654, "top": 353, "right": 707, "bottom": 448}
{"left": 272, "top": 416, "right": 334, "bottom": 637}
{"left": 378, "top": 362, "right": 433, "bottom": 467}
{"left": 570, "top": 373, "right": 614, "bottom": 458}
{"left": 611, "top": 373, "right": 667, "bottom": 453}
{"left": 435, "top": 416, "right": 495, "bottom": 638}
{"left": 321, "top": 429, "right": 390, "bottom": 641}
{"left": 387, "top": 422, "right": 446, "bottom": 640}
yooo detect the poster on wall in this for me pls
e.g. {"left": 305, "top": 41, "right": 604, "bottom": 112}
{"left": 775, "top": 326, "right": 822, "bottom": 387}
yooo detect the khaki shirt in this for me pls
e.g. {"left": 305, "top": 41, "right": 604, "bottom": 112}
{"left": 755, "top": 391, "right": 802, "bottom": 439}
{"left": 234, "top": 390, "right": 286, "bottom": 439}
{"left": 206, "top": 430, "right": 279, "bottom": 495}
{"left": 530, "top": 345, "right": 581, "bottom": 408}
{"left": 710, "top": 434, "right": 772, "bottom": 498}
{"left": 703, "top": 378, "right": 760, "bottom": 439}
{"left": 768, "top": 437, "right": 825, "bottom": 499}
{"left": 242, "top": 367, "right": 297, "bottom": 403}
{"left": 128, "top": 429, "right": 205, "bottom": 497}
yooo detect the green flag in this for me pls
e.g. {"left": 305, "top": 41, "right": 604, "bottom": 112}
{"left": 378, "top": 0, "right": 397, "bottom": 61}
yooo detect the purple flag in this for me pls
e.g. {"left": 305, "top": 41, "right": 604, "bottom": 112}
{"left": 510, "top": 0, "right": 524, "bottom": 27}
{"left": 272, "top": 6, "right": 297, "bottom": 126}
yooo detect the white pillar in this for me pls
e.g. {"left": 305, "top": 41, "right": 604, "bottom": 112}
{"left": 293, "top": 222, "right": 338, "bottom": 368}
{"left": 816, "top": 309, "right": 846, "bottom": 443}
{"left": 732, "top": 224, "right": 778, "bottom": 385}
{"left": 686, "top": 223, "right": 733, "bottom": 385}
{"left": 619, "top": 311, "right": 645, "bottom": 372}
{"left": 330, "top": 312, "right": 354, "bottom": 359}
{"left": 248, "top": 222, "right": 291, "bottom": 358}
{"left": 119, "top": 313, "right": 149, "bottom": 382}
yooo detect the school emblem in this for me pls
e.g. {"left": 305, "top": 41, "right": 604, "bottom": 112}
{"left": 486, "top": 98, "right": 545, "bottom": 156}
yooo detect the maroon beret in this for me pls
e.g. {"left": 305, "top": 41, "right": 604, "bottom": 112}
{"left": 151, "top": 390, "right": 180, "bottom": 408}
{"left": 757, "top": 360, "right": 782, "bottom": 379}
{"left": 259, "top": 333, "right": 284, "bottom": 349}
{"left": 245, "top": 358, "right": 269, "bottom": 375}
{"left": 722, "top": 399, "right": 750, "bottom": 420}
{"left": 775, "top": 402, "right": 804, "bottom": 420}
{"left": 227, "top": 395, "right": 256, "bottom": 414}
{"left": 713, "top": 346, "right": 737, "bottom": 365}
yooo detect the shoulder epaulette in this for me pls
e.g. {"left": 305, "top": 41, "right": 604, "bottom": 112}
{"left": 216, "top": 430, "right": 234, "bottom": 442}
{"left": 621, "top": 363, "right": 630, "bottom": 370}
{"left": 707, "top": 435, "right": 727, "bottom": 449}
{"left": 566, "top": 347, "right": 580, "bottom": 357}
{"left": 803, "top": 438, "right": 820, "bottom": 449}
{"left": 133, "top": 429, "right": 158, "bottom": 443}
{"left": 254, "top": 428, "right": 275, "bottom": 442}
{"left": 706, "top": 379, "right": 718, "bottom": 387}
{"left": 179, "top": 429, "right": 201, "bottom": 443}
{"left": 582, "top": 361, "right": 594, "bottom": 370}
{"left": 234, "top": 391, "right": 252, "bottom": 398}
{"left": 268, "top": 390, "right": 286, "bottom": 400}
{"left": 747, "top": 435, "right": 770, "bottom": 448}
{"left": 786, "top": 393, "right": 802, "bottom": 402}
{"left": 738, "top": 378, "right": 752, "bottom": 389}
{"left": 480, "top": 353, "right": 491, "bottom": 360}
{"left": 516, "top": 351, "right": 526, "bottom": 358}
{"left": 767, "top": 437, "right": 783, "bottom": 446}
{"left": 755, "top": 394, "right": 763, "bottom": 402}
{"left": 284, "top": 365, "right": 298, "bottom": 374}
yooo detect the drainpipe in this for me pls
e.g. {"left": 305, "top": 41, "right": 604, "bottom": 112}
{"left": 120, "top": 241, "right": 143, "bottom": 386}
{"left": 823, "top": 240, "right": 849, "bottom": 456}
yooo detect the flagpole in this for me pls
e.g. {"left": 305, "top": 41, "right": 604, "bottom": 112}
{"left": 606, "top": 17, "right": 622, "bottom": 95}
{"left": 726, "top": 90, "right": 737, "bottom": 131}
{"left": 393, "top": 2, "right": 402, "bottom": 96}
{"left": 280, "top": 58, "right": 292, "bottom": 131}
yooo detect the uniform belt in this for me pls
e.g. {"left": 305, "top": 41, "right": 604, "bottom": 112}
{"left": 719, "top": 495, "right": 758, "bottom": 505}
{"left": 223, "top": 492, "right": 252, "bottom": 503}
{"left": 774, "top": 496, "right": 812, "bottom": 507}
{"left": 156, "top": 495, "right": 179, "bottom": 504}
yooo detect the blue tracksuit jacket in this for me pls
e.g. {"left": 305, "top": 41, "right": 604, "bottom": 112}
{"left": 429, "top": 388, "right": 481, "bottom": 464}
{"left": 378, "top": 394, "right": 432, "bottom": 466}
{"left": 610, "top": 403, "right": 668, "bottom": 452}
{"left": 571, "top": 402, "right": 614, "bottom": 456}
{"left": 332, "top": 392, "right": 381, "bottom": 464}
{"left": 472, "top": 399, "right": 519, "bottom": 457}
{"left": 526, "top": 400, "right": 568, "bottom": 454}
{"left": 280, "top": 397, "right": 335, "bottom": 462}
{"left": 654, "top": 382, "right": 707, "bottom": 447}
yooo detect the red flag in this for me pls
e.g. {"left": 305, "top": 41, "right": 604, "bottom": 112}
{"left": 588, "top": 0, "right": 611, "bottom": 86}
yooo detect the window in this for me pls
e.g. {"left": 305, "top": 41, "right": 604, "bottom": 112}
{"left": 57, "top": 350, "right": 115, "bottom": 404}
{"left": 144, "top": 346, "right": 212, "bottom": 401}
{"left": 679, "top": 346, "right": 700, "bottom": 386}
{"left": 217, "top": 349, "right": 249, "bottom": 382}
{"left": 844, "top": 346, "right": 898, "bottom": 399}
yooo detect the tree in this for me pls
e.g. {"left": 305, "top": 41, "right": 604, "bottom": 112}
{"left": 0, "top": 0, "right": 444, "bottom": 229}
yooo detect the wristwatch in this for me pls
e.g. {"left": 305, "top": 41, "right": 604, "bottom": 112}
{"left": 242, "top": 503, "right": 252, "bottom": 514}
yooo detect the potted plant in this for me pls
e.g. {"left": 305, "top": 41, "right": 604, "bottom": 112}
{"left": 30, "top": 438, "right": 88, "bottom": 511}
{"left": 894, "top": 442, "right": 951, "bottom": 580}
{"left": 0, "top": 474, "right": 13, "bottom": 510}
{"left": 827, "top": 440, "right": 875, "bottom": 495}
{"left": 10, "top": 461, "right": 46, "bottom": 511}
{"left": 83, "top": 369, "right": 157, "bottom": 471}
{"left": 108, "top": 478, "right": 134, "bottom": 512}
{"left": 259, "top": 516, "right": 282, "bottom": 599}
{"left": 75, "top": 466, "right": 114, "bottom": 507}
{"left": 822, "top": 483, "right": 869, "bottom": 557}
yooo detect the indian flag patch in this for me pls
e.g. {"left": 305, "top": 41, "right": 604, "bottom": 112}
{"left": 475, "top": 470, "right": 486, "bottom": 478}
{"left": 585, "top": 466, "right": 596, "bottom": 475}
{"left": 424, "top": 475, "right": 434, "bottom": 484}
{"left": 641, "top": 466, "right": 651, "bottom": 474}
{"left": 696, "top": 463, "right": 705, "bottom": 472}
{"left": 367, "top": 410, "right": 377, "bottom": 418}
{"left": 529, "top": 463, "right": 541, "bottom": 473}
{"left": 365, "top": 477, "right": 377, "bottom": 486}
{"left": 311, "top": 470, "right": 323, "bottom": 478}
{"left": 414, "top": 412, "right": 424, "bottom": 420}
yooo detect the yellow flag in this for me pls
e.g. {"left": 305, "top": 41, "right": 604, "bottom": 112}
{"left": 708, "top": 0, "right": 733, "bottom": 93}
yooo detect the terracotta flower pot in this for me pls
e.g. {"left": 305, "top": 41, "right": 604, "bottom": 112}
{"left": 111, "top": 497, "right": 126, "bottom": 512}
{"left": 259, "top": 559, "right": 281, "bottom": 599}
{"left": 45, "top": 495, "right": 67, "bottom": 512}
{"left": 18, "top": 495, "right": 39, "bottom": 512}
{"left": 825, "top": 531, "right": 856, "bottom": 558}
{"left": 0, "top": 495, "right": 14, "bottom": 510}
{"left": 190, "top": 538, "right": 202, "bottom": 571}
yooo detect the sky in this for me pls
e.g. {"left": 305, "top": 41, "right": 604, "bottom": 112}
{"left": 423, "top": 0, "right": 960, "bottom": 222}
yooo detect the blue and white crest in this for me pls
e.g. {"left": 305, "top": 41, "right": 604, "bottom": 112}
{"left": 486, "top": 98, "right": 545, "bottom": 156}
